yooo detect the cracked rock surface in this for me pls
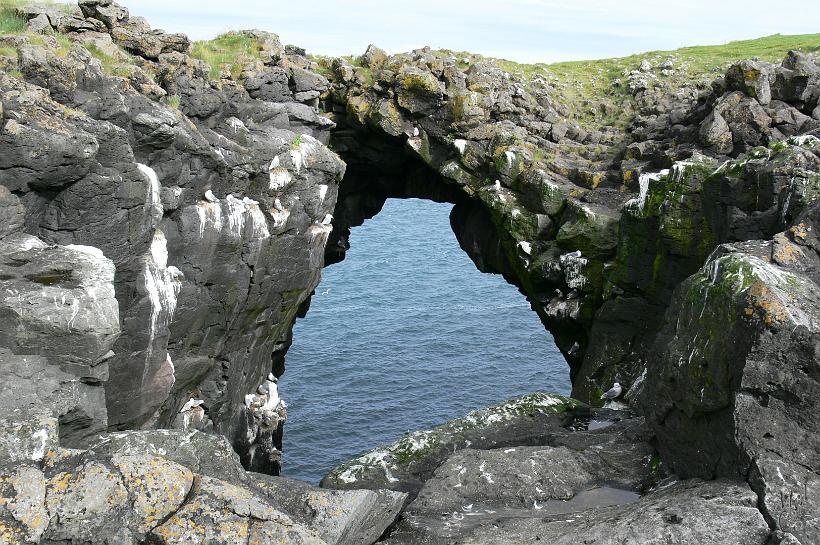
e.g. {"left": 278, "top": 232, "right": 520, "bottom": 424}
{"left": 0, "top": 1, "right": 819, "bottom": 543}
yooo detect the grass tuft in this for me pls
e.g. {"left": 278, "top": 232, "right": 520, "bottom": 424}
{"left": 190, "top": 31, "right": 266, "bottom": 80}
{"left": 164, "top": 94, "right": 180, "bottom": 109}
{"left": 0, "top": 0, "right": 27, "bottom": 35}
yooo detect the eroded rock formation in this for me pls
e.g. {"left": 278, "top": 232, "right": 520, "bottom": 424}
{"left": 320, "top": 45, "right": 820, "bottom": 405}
{"left": 0, "top": 0, "right": 819, "bottom": 543}
{"left": 1, "top": 0, "right": 343, "bottom": 474}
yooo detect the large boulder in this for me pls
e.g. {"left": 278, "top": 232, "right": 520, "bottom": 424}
{"left": 642, "top": 212, "right": 820, "bottom": 543}
{"left": 251, "top": 474, "right": 406, "bottom": 545}
{"left": 0, "top": 237, "right": 120, "bottom": 369}
{"left": 383, "top": 479, "right": 770, "bottom": 545}
{"left": 726, "top": 60, "right": 773, "bottom": 105}
{"left": 321, "top": 393, "right": 587, "bottom": 496}
{"left": 642, "top": 235, "right": 820, "bottom": 480}
{"left": 0, "top": 233, "right": 119, "bottom": 445}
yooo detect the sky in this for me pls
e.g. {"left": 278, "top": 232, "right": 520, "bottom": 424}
{"left": 122, "top": 0, "right": 820, "bottom": 64}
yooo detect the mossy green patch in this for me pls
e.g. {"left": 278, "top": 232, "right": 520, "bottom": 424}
{"left": 82, "top": 42, "right": 133, "bottom": 75}
{"left": 190, "top": 31, "right": 266, "bottom": 80}
{"left": 327, "top": 393, "right": 586, "bottom": 485}
{"left": 399, "top": 70, "right": 440, "bottom": 97}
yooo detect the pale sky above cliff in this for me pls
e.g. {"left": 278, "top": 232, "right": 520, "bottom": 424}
{"left": 125, "top": 0, "right": 820, "bottom": 64}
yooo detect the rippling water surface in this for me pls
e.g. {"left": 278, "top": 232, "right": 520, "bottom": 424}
{"left": 282, "top": 198, "right": 570, "bottom": 483}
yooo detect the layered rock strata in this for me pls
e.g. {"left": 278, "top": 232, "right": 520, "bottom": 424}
{"left": 0, "top": 1, "right": 818, "bottom": 543}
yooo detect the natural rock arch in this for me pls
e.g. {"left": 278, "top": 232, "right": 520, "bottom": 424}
{"left": 1, "top": 2, "right": 819, "bottom": 543}
{"left": 317, "top": 48, "right": 820, "bottom": 405}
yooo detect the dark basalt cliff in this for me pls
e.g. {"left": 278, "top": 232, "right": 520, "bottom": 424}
{"left": 0, "top": 1, "right": 819, "bottom": 544}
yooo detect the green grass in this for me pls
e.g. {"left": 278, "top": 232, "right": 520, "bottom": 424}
{"left": 190, "top": 31, "right": 266, "bottom": 80}
{"left": 164, "top": 94, "right": 180, "bottom": 109}
{"left": 436, "top": 33, "right": 820, "bottom": 131}
{"left": 0, "top": 0, "right": 27, "bottom": 35}
{"left": 0, "top": 0, "right": 75, "bottom": 35}
{"left": 82, "top": 41, "right": 135, "bottom": 75}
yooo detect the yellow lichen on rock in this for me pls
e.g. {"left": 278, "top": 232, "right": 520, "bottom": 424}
{"left": 112, "top": 454, "right": 194, "bottom": 534}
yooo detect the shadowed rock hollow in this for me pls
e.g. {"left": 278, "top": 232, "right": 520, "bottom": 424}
{"left": 0, "top": 1, "right": 819, "bottom": 543}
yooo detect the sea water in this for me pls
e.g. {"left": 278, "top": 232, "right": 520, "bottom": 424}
{"left": 282, "top": 198, "right": 570, "bottom": 483}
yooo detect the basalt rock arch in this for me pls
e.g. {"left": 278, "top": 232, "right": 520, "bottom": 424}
{"left": 318, "top": 46, "right": 820, "bottom": 406}
{"left": 1, "top": 2, "right": 820, "bottom": 542}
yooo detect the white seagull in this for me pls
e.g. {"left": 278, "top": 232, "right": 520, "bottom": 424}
{"left": 180, "top": 398, "right": 204, "bottom": 413}
{"left": 601, "top": 382, "right": 622, "bottom": 400}
{"left": 204, "top": 189, "right": 218, "bottom": 202}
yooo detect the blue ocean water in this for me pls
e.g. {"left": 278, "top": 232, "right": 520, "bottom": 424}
{"left": 281, "top": 198, "right": 570, "bottom": 483}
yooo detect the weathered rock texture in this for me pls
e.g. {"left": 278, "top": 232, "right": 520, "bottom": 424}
{"left": 322, "top": 401, "right": 769, "bottom": 545}
{"left": 0, "top": 416, "right": 405, "bottom": 544}
{"left": 1, "top": 0, "right": 344, "bottom": 474}
{"left": 321, "top": 46, "right": 820, "bottom": 406}
{"left": 1, "top": 1, "right": 820, "bottom": 543}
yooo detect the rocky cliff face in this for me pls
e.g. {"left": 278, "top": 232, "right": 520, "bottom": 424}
{"left": 1, "top": 1, "right": 819, "bottom": 544}
{"left": 1, "top": 0, "right": 344, "bottom": 474}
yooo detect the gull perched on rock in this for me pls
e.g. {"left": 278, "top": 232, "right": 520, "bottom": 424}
{"left": 601, "top": 382, "right": 622, "bottom": 400}
{"left": 180, "top": 398, "right": 204, "bottom": 413}
{"left": 204, "top": 189, "right": 218, "bottom": 203}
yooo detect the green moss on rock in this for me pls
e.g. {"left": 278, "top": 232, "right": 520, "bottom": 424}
{"left": 324, "top": 393, "right": 585, "bottom": 488}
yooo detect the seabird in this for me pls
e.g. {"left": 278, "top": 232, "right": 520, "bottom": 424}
{"left": 257, "top": 384, "right": 268, "bottom": 395}
{"left": 601, "top": 382, "right": 623, "bottom": 400}
{"left": 493, "top": 180, "right": 502, "bottom": 191}
{"left": 267, "top": 372, "right": 275, "bottom": 382}
{"left": 267, "top": 381, "right": 280, "bottom": 408}
{"left": 180, "top": 398, "right": 204, "bottom": 413}
{"left": 273, "top": 198, "right": 283, "bottom": 210}
{"left": 320, "top": 213, "right": 333, "bottom": 225}
{"left": 204, "top": 189, "right": 218, "bottom": 202}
